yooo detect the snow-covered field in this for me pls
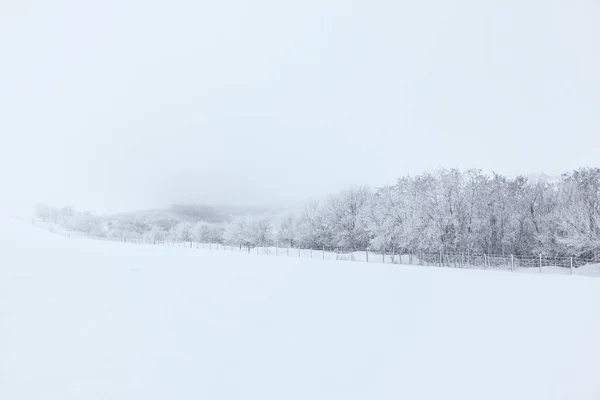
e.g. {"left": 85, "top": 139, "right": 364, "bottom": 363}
{"left": 2, "top": 213, "right": 600, "bottom": 399}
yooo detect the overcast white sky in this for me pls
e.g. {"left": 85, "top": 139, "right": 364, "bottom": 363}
{"left": 1, "top": 0, "right": 599, "bottom": 213}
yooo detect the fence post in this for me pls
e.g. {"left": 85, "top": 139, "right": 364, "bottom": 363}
{"left": 336, "top": 249, "right": 339, "bottom": 260}
{"left": 439, "top": 251, "right": 442, "bottom": 267}
{"left": 153, "top": 239, "right": 156, "bottom": 246}
{"left": 539, "top": 254, "right": 542, "bottom": 273}
{"left": 570, "top": 257, "right": 573, "bottom": 275}
{"left": 511, "top": 254, "right": 514, "bottom": 271}
{"left": 484, "top": 254, "right": 487, "bottom": 269}
{"left": 366, "top": 249, "right": 369, "bottom": 263}
{"left": 124, "top": 237, "right": 127, "bottom": 243}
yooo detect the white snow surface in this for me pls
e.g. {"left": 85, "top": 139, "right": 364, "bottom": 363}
{"left": 1, "top": 213, "right": 600, "bottom": 400}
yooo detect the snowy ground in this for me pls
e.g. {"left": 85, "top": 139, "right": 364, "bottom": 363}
{"left": 26, "top": 219, "right": 600, "bottom": 277}
{"left": 1, "top": 213, "right": 600, "bottom": 399}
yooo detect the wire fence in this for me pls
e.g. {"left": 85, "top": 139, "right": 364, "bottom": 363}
{"left": 26, "top": 219, "right": 600, "bottom": 277}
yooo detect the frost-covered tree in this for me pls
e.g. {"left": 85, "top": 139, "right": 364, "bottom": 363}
{"left": 251, "top": 217, "right": 274, "bottom": 246}
{"left": 325, "top": 187, "right": 372, "bottom": 249}
{"left": 34, "top": 203, "right": 59, "bottom": 223}
{"left": 367, "top": 184, "right": 407, "bottom": 251}
{"left": 144, "top": 226, "right": 167, "bottom": 242}
{"left": 168, "top": 222, "right": 194, "bottom": 242}
{"left": 554, "top": 168, "right": 600, "bottom": 257}
{"left": 276, "top": 214, "right": 297, "bottom": 247}
{"left": 72, "top": 212, "right": 105, "bottom": 237}
{"left": 223, "top": 216, "right": 253, "bottom": 246}
{"left": 57, "top": 206, "right": 77, "bottom": 229}
{"left": 192, "top": 221, "right": 213, "bottom": 243}
{"left": 295, "top": 201, "right": 336, "bottom": 249}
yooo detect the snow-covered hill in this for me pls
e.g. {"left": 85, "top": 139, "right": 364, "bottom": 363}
{"left": 1, "top": 213, "right": 600, "bottom": 400}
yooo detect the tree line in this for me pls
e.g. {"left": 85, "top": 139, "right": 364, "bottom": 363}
{"left": 34, "top": 168, "right": 600, "bottom": 258}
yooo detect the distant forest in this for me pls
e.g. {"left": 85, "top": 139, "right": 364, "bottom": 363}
{"left": 35, "top": 168, "right": 600, "bottom": 258}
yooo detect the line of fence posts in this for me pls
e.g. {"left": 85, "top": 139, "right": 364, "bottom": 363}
{"left": 571, "top": 257, "right": 573, "bottom": 275}
{"left": 53, "top": 228, "right": 589, "bottom": 275}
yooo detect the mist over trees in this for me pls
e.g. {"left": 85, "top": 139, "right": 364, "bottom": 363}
{"left": 34, "top": 168, "right": 600, "bottom": 259}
